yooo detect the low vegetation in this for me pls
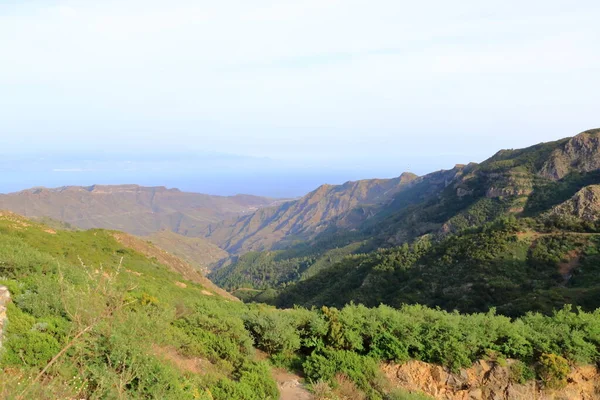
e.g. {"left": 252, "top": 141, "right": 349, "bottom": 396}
{"left": 224, "top": 218, "right": 600, "bottom": 316}
{"left": 0, "top": 215, "right": 277, "bottom": 399}
{"left": 2, "top": 214, "right": 600, "bottom": 399}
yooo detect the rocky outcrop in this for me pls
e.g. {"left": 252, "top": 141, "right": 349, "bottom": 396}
{"left": 382, "top": 359, "right": 600, "bottom": 400}
{"left": 0, "top": 286, "right": 10, "bottom": 348}
{"left": 485, "top": 186, "right": 531, "bottom": 198}
{"left": 480, "top": 171, "right": 535, "bottom": 199}
{"left": 540, "top": 129, "right": 600, "bottom": 180}
{"left": 543, "top": 185, "right": 600, "bottom": 222}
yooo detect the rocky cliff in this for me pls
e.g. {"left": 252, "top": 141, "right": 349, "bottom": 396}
{"left": 544, "top": 184, "right": 600, "bottom": 222}
{"left": 383, "top": 359, "right": 599, "bottom": 400}
{"left": 540, "top": 129, "right": 600, "bottom": 180}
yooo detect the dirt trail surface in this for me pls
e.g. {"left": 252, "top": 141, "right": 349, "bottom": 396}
{"left": 152, "top": 345, "right": 214, "bottom": 375}
{"left": 0, "top": 286, "right": 10, "bottom": 348}
{"left": 112, "top": 232, "right": 239, "bottom": 301}
{"left": 272, "top": 368, "right": 313, "bottom": 400}
{"left": 558, "top": 249, "right": 581, "bottom": 282}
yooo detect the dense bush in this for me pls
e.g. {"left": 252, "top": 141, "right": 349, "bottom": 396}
{"left": 538, "top": 353, "right": 570, "bottom": 389}
{"left": 303, "top": 349, "right": 381, "bottom": 398}
{"left": 240, "top": 302, "right": 600, "bottom": 397}
{"left": 509, "top": 360, "right": 536, "bottom": 384}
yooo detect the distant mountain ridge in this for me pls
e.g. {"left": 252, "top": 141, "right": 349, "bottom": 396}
{"left": 0, "top": 184, "right": 283, "bottom": 270}
{"left": 0, "top": 184, "right": 279, "bottom": 237}
{"left": 203, "top": 172, "right": 418, "bottom": 253}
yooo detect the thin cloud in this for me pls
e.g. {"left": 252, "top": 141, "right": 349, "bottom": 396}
{"left": 52, "top": 168, "right": 89, "bottom": 173}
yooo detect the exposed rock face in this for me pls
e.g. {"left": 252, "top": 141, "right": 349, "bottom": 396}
{"left": 382, "top": 359, "right": 600, "bottom": 400}
{"left": 485, "top": 186, "right": 531, "bottom": 199}
{"left": 544, "top": 185, "right": 600, "bottom": 221}
{"left": 540, "top": 129, "right": 600, "bottom": 180}
{"left": 479, "top": 171, "right": 535, "bottom": 199}
{"left": 0, "top": 286, "right": 10, "bottom": 348}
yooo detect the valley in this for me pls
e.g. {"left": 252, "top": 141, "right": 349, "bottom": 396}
{"left": 2, "top": 129, "right": 600, "bottom": 399}
{"left": 4, "top": 1, "right": 600, "bottom": 397}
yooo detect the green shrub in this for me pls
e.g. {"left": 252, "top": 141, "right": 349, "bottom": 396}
{"left": 210, "top": 362, "right": 279, "bottom": 400}
{"left": 303, "top": 349, "right": 380, "bottom": 397}
{"left": 3, "top": 330, "right": 61, "bottom": 367}
{"left": 368, "top": 331, "right": 409, "bottom": 362}
{"left": 386, "top": 389, "right": 433, "bottom": 400}
{"left": 538, "top": 353, "right": 570, "bottom": 389}
{"left": 243, "top": 309, "right": 301, "bottom": 355}
{"left": 509, "top": 360, "right": 535, "bottom": 384}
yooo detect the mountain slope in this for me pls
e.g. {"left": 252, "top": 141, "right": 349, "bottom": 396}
{"left": 275, "top": 219, "right": 600, "bottom": 315}
{"left": 209, "top": 131, "right": 587, "bottom": 262}
{"left": 355, "top": 129, "right": 600, "bottom": 246}
{"left": 0, "top": 211, "right": 281, "bottom": 398}
{"left": 215, "top": 128, "right": 600, "bottom": 309}
{"left": 0, "top": 184, "right": 279, "bottom": 237}
{"left": 204, "top": 173, "right": 418, "bottom": 253}
{"left": 142, "top": 230, "right": 229, "bottom": 274}
{"left": 111, "top": 231, "right": 236, "bottom": 300}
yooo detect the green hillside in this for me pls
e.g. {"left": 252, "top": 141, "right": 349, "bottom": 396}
{"left": 0, "top": 212, "right": 278, "bottom": 399}
{"left": 276, "top": 218, "right": 600, "bottom": 316}
{"left": 214, "top": 129, "right": 600, "bottom": 313}
{"left": 2, "top": 212, "right": 600, "bottom": 399}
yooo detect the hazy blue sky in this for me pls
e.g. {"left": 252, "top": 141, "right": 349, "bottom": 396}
{"left": 1, "top": 1, "right": 599, "bottom": 196}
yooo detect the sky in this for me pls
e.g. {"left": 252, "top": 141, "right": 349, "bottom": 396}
{"left": 1, "top": 0, "right": 599, "bottom": 196}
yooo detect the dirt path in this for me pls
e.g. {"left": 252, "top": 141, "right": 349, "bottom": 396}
{"left": 516, "top": 231, "right": 598, "bottom": 240}
{"left": 272, "top": 368, "right": 313, "bottom": 400}
{"left": 559, "top": 249, "right": 581, "bottom": 283}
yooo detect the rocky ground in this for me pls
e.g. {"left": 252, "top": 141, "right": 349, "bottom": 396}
{"left": 383, "top": 359, "right": 600, "bottom": 400}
